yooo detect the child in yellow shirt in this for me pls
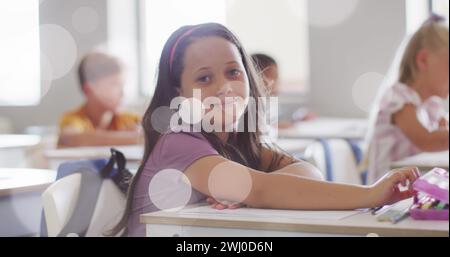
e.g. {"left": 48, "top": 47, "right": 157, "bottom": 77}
{"left": 58, "top": 52, "right": 142, "bottom": 147}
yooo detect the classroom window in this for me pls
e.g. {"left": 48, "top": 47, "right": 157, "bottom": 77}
{"left": 406, "top": 0, "right": 449, "bottom": 34}
{"left": 431, "top": 0, "right": 449, "bottom": 25}
{"left": 140, "top": 0, "right": 310, "bottom": 97}
{"left": 0, "top": 1, "right": 40, "bottom": 106}
{"left": 405, "top": 0, "right": 430, "bottom": 34}
{"left": 107, "top": 0, "right": 141, "bottom": 105}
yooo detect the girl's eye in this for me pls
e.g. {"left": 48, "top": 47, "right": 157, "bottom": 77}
{"left": 197, "top": 75, "right": 211, "bottom": 84}
{"left": 228, "top": 69, "right": 242, "bottom": 79}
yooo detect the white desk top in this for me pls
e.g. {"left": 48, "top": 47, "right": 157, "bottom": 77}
{"left": 44, "top": 145, "right": 144, "bottom": 161}
{"left": 391, "top": 151, "right": 449, "bottom": 170}
{"left": 278, "top": 117, "right": 367, "bottom": 140}
{"left": 0, "top": 135, "right": 41, "bottom": 149}
{"left": 273, "top": 139, "right": 314, "bottom": 153}
{"left": 0, "top": 168, "right": 56, "bottom": 197}
{"left": 45, "top": 140, "right": 312, "bottom": 160}
{"left": 141, "top": 198, "right": 448, "bottom": 237}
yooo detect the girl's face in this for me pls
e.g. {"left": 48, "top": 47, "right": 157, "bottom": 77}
{"left": 421, "top": 48, "right": 449, "bottom": 98}
{"left": 179, "top": 36, "right": 250, "bottom": 129}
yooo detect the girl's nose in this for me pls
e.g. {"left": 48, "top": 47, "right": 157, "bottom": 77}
{"left": 216, "top": 79, "right": 233, "bottom": 97}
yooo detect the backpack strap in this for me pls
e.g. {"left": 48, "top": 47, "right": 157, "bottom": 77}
{"left": 102, "top": 148, "right": 133, "bottom": 194}
{"left": 57, "top": 167, "right": 104, "bottom": 237}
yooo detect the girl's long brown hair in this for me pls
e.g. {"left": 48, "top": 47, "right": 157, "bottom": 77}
{"left": 108, "top": 23, "right": 289, "bottom": 236}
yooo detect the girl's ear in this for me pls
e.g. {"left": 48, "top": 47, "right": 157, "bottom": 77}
{"left": 416, "top": 48, "right": 429, "bottom": 71}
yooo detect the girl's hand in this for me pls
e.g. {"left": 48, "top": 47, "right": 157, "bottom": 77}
{"left": 368, "top": 167, "right": 421, "bottom": 207}
{"left": 206, "top": 197, "right": 245, "bottom": 210}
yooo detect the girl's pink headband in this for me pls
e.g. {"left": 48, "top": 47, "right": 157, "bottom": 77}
{"left": 169, "top": 27, "right": 197, "bottom": 73}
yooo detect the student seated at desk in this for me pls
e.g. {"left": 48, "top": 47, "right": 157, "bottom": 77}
{"left": 365, "top": 15, "right": 449, "bottom": 183}
{"left": 106, "top": 23, "right": 420, "bottom": 237}
{"left": 58, "top": 52, "right": 142, "bottom": 148}
{"left": 251, "top": 53, "right": 316, "bottom": 129}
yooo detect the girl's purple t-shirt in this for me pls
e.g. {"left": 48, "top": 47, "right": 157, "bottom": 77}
{"left": 127, "top": 132, "right": 219, "bottom": 237}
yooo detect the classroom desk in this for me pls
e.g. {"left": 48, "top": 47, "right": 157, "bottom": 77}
{"left": 0, "top": 168, "right": 56, "bottom": 236}
{"left": 0, "top": 134, "right": 41, "bottom": 148}
{"left": 278, "top": 117, "right": 367, "bottom": 140}
{"left": 391, "top": 151, "right": 449, "bottom": 171}
{"left": 44, "top": 145, "right": 144, "bottom": 170}
{"left": 0, "top": 134, "right": 41, "bottom": 168}
{"left": 273, "top": 139, "right": 314, "bottom": 154}
{"left": 141, "top": 198, "right": 448, "bottom": 237}
{"left": 44, "top": 139, "right": 317, "bottom": 170}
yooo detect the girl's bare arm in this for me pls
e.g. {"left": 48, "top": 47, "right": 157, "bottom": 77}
{"left": 185, "top": 155, "right": 419, "bottom": 210}
{"left": 393, "top": 104, "right": 449, "bottom": 152}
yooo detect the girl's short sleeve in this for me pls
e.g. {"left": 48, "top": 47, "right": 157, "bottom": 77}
{"left": 380, "top": 83, "right": 422, "bottom": 115}
{"left": 153, "top": 132, "right": 220, "bottom": 173}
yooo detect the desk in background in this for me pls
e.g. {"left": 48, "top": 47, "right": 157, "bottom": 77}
{"left": 0, "top": 134, "right": 41, "bottom": 168}
{"left": 141, "top": 198, "right": 448, "bottom": 237}
{"left": 273, "top": 139, "right": 314, "bottom": 154}
{"left": 44, "top": 145, "right": 144, "bottom": 170}
{"left": 278, "top": 117, "right": 367, "bottom": 140}
{"left": 0, "top": 168, "right": 56, "bottom": 236}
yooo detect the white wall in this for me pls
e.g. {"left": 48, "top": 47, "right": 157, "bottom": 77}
{"left": 308, "top": 0, "right": 407, "bottom": 118}
{"left": 226, "top": 0, "right": 310, "bottom": 93}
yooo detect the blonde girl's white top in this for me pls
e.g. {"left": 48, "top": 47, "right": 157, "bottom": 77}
{"left": 368, "top": 82, "right": 448, "bottom": 184}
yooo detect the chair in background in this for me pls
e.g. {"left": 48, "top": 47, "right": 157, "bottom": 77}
{"left": 303, "top": 139, "right": 365, "bottom": 185}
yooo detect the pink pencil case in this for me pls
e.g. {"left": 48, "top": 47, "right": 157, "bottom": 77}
{"left": 410, "top": 168, "right": 449, "bottom": 221}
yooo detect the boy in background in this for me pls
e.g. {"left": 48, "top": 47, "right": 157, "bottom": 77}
{"left": 58, "top": 52, "right": 141, "bottom": 147}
